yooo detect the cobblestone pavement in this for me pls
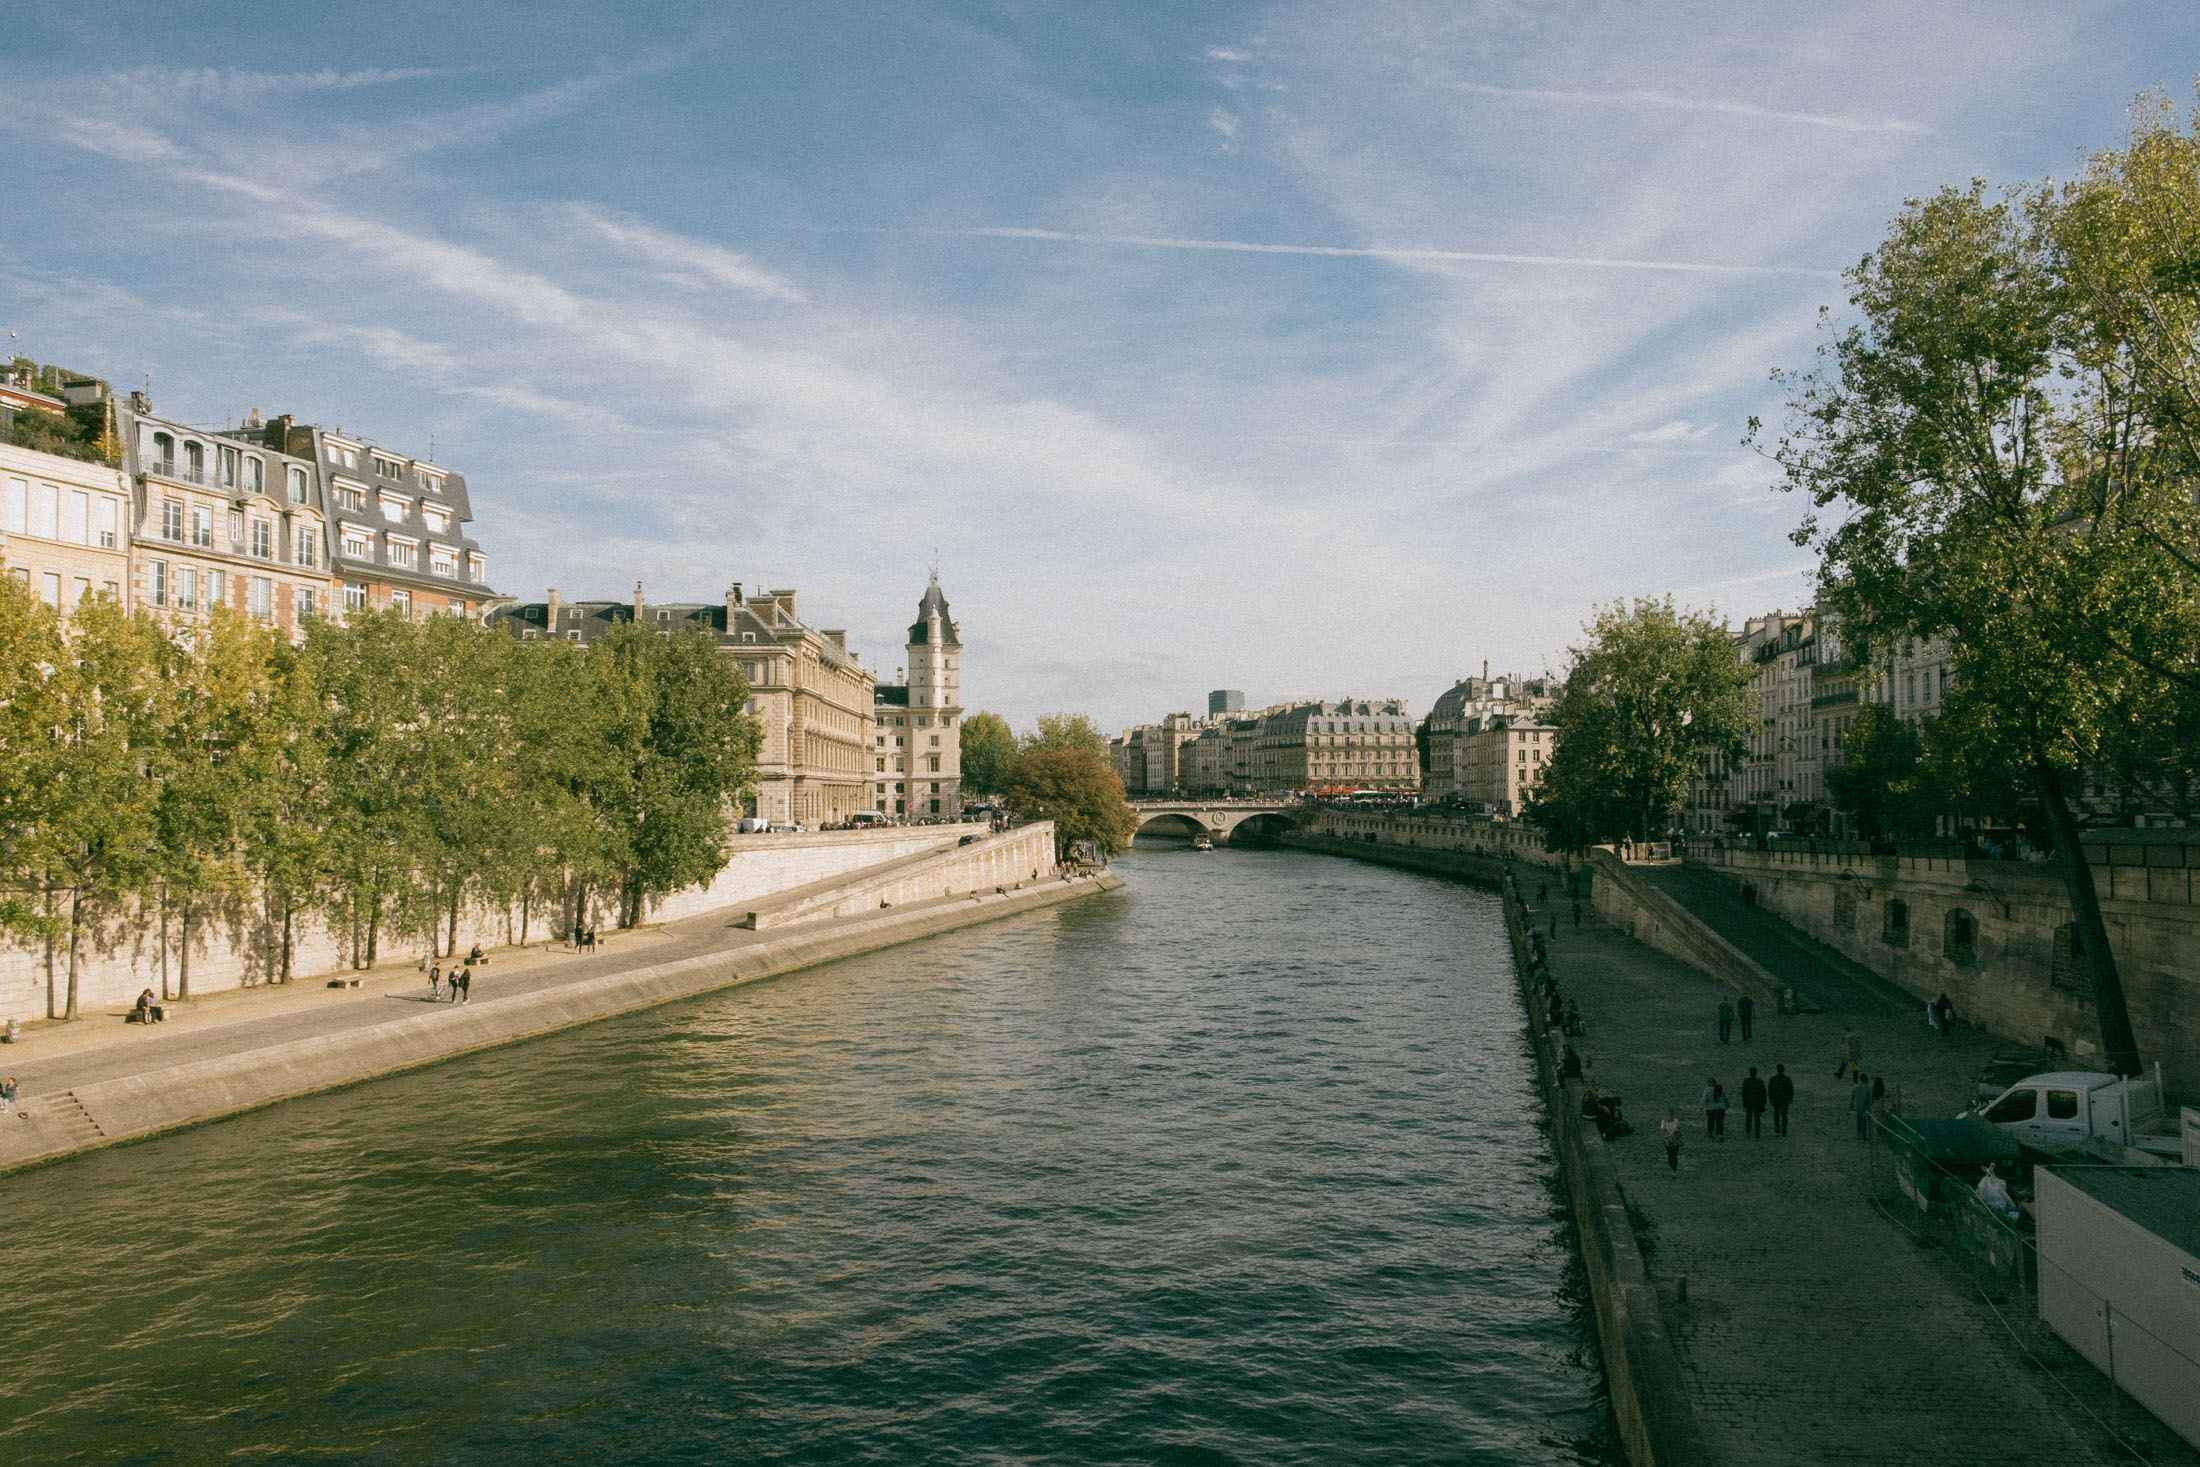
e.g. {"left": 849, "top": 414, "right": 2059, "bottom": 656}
{"left": 1536, "top": 901, "right": 2198, "bottom": 1467}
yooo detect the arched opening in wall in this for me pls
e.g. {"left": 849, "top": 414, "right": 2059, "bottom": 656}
{"left": 1133, "top": 813, "right": 1206, "bottom": 845}
{"left": 1943, "top": 908, "right": 1978, "bottom": 966}
{"left": 1883, "top": 898, "right": 1910, "bottom": 948}
{"left": 1228, "top": 813, "right": 1294, "bottom": 848}
{"left": 2050, "top": 922, "right": 2089, "bottom": 992}
{"left": 1833, "top": 888, "right": 1857, "bottom": 932}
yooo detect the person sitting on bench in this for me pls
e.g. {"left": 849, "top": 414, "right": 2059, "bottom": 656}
{"left": 468, "top": 943, "right": 485, "bottom": 964}
{"left": 132, "top": 988, "right": 165, "bottom": 1024}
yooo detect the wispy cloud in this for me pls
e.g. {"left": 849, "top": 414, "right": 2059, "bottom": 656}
{"left": 103, "top": 66, "right": 468, "bottom": 103}
{"left": 1207, "top": 107, "right": 1241, "bottom": 149}
{"left": 1629, "top": 418, "right": 1717, "bottom": 444}
{"left": 930, "top": 226, "right": 1836, "bottom": 277}
{"left": 1453, "top": 80, "right": 1930, "bottom": 136}
{"left": 562, "top": 204, "right": 807, "bottom": 302}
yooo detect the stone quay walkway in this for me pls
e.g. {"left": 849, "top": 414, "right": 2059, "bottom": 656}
{"left": 1532, "top": 896, "right": 2199, "bottom": 1467}
{"left": 0, "top": 873, "right": 1119, "bottom": 1170}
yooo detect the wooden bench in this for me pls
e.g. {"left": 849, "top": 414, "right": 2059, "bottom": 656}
{"left": 326, "top": 978, "right": 362, "bottom": 990}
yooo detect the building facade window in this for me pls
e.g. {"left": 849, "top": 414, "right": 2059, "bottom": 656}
{"left": 206, "top": 569, "right": 224, "bottom": 605}
{"left": 295, "top": 585, "right": 315, "bottom": 620}
{"left": 390, "top": 588, "right": 411, "bottom": 617}
{"left": 175, "top": 565, "right": 198, "bottom": 612}
{"left": 295, "top": 527, "right": 317, "bottom": 568}
{"left": 249, "top": 577, "right": 272, "bottom": 622}
{"left": 287, "top": 465, "right": 307, "bottom": 503}
{"left": 380, "top": 495, "right": 409, "bottom": 522}
{"left": 183, "top": 441, "right": 204, "bottom": 483}
{"left": 387, "top": 538, "right": 417, "bottom": 569}
{"left": 219, "top": 446, "right": 238, "bottom": 488}
{"left": 374, "top": 455, "right": 402, "bottom": 479}
{"left": 344, "top": 582, "right": 368, "bottom": 612}
{"left": 430, "top": 546, "right": 458, "bottom": 578}
{"left": 340, "top": 527, "right": 372, "bottom": 560}
{"left": 163, "top": 499, "right": 184, "bottom": 541}
{"left": 228, "top": 509, "right": 244, "bottom": 545}
{"left": 251, "top": 519, "right": 272, "bottom": 558}
{"left": 148, "top": 559, "right": 167, "bottom": 607}
{"left": 95, "top": 497, "right": 118, "bottom": 548}
{"left": 246, "top": 457, "right": 264, "bottom": 495}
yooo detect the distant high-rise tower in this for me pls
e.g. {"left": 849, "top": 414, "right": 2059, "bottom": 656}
{"left": 872, "top": 573, "right": 963, "bottom": 818}
{"left": 1209, "top": 689, "right": 1245, "bottom": 716}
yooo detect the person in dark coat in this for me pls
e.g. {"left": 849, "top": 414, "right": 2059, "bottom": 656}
{"left": 1560, "top": 1044, "right": 1584, "bottom": 1080}
{"left": 1767, "top": 1064, "right": 1795, "bottom": 1137}
{"left": 1736, "top": 993, "right": 1754, "bottom": 1040}
{"left": 1717, "top": 996, "right": 1735, "bottom": 1044}
{"left": 1741, "top": 1067, "right": 1768, "bottom": 1138}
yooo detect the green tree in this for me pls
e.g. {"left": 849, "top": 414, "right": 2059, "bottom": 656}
{"left": 1530, "top": 597, "right": 1757, "bottom": 848}
{"left": 959, "top": 710, "right": 1018, "bottom": 795}
{"left": 0, "top": 577, "right": 67, "bottom": 944}
{"left": 1020, "top": 713, "right": 1106, "bottom": 758}
{"left": 31, "top": 597, "right": 167, "bottom": 1018}
{"left": 1759, "top": 106, "right": 2200, "bottom": 1073}
{"left": 588, "top": 624, "right": 760, "bottom": 928}
{"left": 248, "top": 628, "right": 337, "bottom": 983}
{"left": 1004, "top": 747, "right": 1137, "bottom": 859}
{"left": 314, "top": 610, "right": 426, "bottom": 968}
{"left": 1824, "top": 703, "right": 1932, "bottom": 841}
{"left": 153, "top": 604, "right": 281, "bottom": 998}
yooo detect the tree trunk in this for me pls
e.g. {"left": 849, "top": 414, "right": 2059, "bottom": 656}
{"left": 519, "top": 887, "right": 531, "bottom": 947}
{"left": 158, "top": 881, "right": 171, "bottom": 1001}
{"left": 65, "top": 891, "right": 82, "bottom": 1021}
{"left": 2036, "top": 760, "right": 2141, "bottom": 1075}
{"left": 178, "top": 899, "right": 193, "bottom": 1000}
{"left": 280, "top": 900, "right": 294, "bottom": 984}
{"left": 43, "top": 879, "right": 58, "bottom": 1022}
{"left": 447, "top": 886, "right": 460, "bottom": 957}
{"left": 366, "top": 897, "right": 380, "bottom": 968}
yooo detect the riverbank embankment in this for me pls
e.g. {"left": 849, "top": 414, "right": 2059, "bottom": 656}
{"left": 0, "top": 863, "right": 1121, "bottom": 1175}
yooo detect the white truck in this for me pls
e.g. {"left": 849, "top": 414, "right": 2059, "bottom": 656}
{"left": 1967, "top": 1066, "right": 2185, "bottom": 1159}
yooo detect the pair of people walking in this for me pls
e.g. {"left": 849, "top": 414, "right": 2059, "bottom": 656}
{"left": 1716, "top": 992, "right": 1756, "bottom": 1043}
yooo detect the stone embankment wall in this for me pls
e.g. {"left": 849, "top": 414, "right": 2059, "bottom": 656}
{"left": 1289, "top": 809, "right": 1566, "bottom": 871}
{"left": 0, "top": 824, "right": 990, "bottom": 1025}
{"left": 1588, "top": 851, "right": 1784, "bottom": 1009}
{"left": 1693, "top": 842, "right": 2200, "bottom": 1093}
{"left": 743, "top": 825, "right": 1058, "bottom": 929}
{"left": 0, "top": 868, "right": 1124, "bottom": 1175}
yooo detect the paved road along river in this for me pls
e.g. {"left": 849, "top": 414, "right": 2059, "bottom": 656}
{"left": 0, "top": 844, "right": 1610, "bottom": 1465}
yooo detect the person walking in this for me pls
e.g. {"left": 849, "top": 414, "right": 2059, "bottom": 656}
{"left": 1932, "top": 993, "right": 1954, "bottom": 1039}
{"left": 1560, "top": 1044, "right": 1584, "bottom": 1080}
{"left": 1701, "top": 1077, "right": 1728, "bottom": 1140}
{"left": 459, "top": 966, "right": 473, "bottom": 1004}
{"left": 0, "top": 1076, "right": 15, "bottom": 1115}
{"left": 429, "top": 963, "right": 442, "bottom": 1000}
{"left": 1741, "top": 1067, "right": 1768, "bottom": 1139}
{"left": 1851, "top": 1070, "right": 1874, "bottom": 1139}
{"left": 1661, "top": 1109, "right": 1682, "bottom": 1171}
{"left": 1736, "top": 993, "right": 1754, "bottom": 1041}
{"left": 1835, "top": 1027, "right": 1862, "bottom": 1080}
{"left": 1767, "top": 1063, "right": 1795, "bottom": 1137}
{"left": 1717, "top": 996, "right": 1735, "bottom": 1044}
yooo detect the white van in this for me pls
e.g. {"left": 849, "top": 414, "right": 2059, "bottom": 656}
{"left": 848, "top": 810, "right": 891, "bottom": 827}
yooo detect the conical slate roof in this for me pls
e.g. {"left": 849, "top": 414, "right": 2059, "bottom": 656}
{"left": 908, "top": 574, "right": 960, "bottom": 647}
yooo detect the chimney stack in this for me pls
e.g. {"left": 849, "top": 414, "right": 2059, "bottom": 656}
{"left": 633, "top": 581, "right": 645, "bottom": 620}
{"left": 545, "top": 587, "right": 560, "bottom": 630}
{"left": 725, "top": 583, "right": 741, "bottom": 627}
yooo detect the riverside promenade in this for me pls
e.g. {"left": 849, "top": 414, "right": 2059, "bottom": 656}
{"left": 0, "top": 870, "right": 1121, "bottom": 1173}
{"left": 1536, "top": 882, "right": 2199, "bottom": 1467}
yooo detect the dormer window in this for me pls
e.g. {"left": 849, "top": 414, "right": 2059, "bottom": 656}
{"left": 422, "top": 506, "right": 450, "bottom": 534}
{"left": 379, "top": 495, "right": 409, "bottom": 522}
{"left": 287, "top": 465, "right": 307, "bottom": 503}
{"left": 246, "top": 457, "right": 264, "bottom": 495}
{"left": 374, "top": 455, "right": 403, "bottom": 479}
{"left": 334, "top": 484, "right": 366, "bottom": 512}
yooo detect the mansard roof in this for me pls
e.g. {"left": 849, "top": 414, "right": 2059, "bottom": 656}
{"left": 907, "top": 574, "right": 961, "bottom": 647}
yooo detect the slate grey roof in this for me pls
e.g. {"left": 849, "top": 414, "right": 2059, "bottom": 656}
{"left": 907, "top": 574, "right": 960, "bottom": 647}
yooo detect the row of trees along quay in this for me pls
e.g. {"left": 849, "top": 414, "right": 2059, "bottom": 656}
{"left": 0, "top": 577, "right": 760, "bottom": 1019}
{"left": 1533, "top": 97, "right": 2200, "bottom": 1079}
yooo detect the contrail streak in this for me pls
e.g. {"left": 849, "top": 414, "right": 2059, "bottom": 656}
{"left": 934, "top": 227, "right": 1836, "bottom": 278}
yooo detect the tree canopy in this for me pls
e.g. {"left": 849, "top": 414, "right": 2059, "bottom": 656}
{"left": 1529, "top": 597, "right": 1757, "bottom": 848}
{"left": 959, "top": 710, "right": 1018, "bottom": 795}
{"left": 1020, "top": 713, "right": 1106, "bottom": 758}
{"left": 1760, "top": 95, "right": 2200, "bottom": 1072}
{"left": 1004, "top": 747, "right": 1137, "bottom": 858}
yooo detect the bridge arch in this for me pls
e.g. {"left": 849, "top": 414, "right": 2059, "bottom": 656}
{"left": 1226, "top": 812, "right": 1294, "bottom": 847}
{"left": 1134, "top": 812, "right": 1210, "bottom": 841}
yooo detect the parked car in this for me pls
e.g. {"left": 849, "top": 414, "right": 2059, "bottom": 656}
{"left": 738, "top": 817, "right": 769, "bottom": 834}
{"left": 1965, "top": 1067, "right": 2183, "bottom": 1158}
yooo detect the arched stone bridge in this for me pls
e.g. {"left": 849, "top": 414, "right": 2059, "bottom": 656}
{"left": 1129, "top": 799, "right": 1299, "bottom": 846}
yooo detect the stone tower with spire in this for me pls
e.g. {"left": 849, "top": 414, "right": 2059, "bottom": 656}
{"left": 871, "top": 573, "right": 964, "bottom": 818}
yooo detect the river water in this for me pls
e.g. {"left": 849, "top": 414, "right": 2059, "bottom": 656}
{"left": 0, "top": 845, "right": 1610, "bottom": 1465}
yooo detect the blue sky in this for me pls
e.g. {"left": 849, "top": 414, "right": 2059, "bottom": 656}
{"left": 1, "top": 2, "right": 2190, "bottom": 732}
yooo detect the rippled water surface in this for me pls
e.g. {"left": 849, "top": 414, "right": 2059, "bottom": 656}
{"left": 0, "top": 846, "right": 1609, "bottom": 1465}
